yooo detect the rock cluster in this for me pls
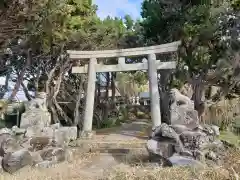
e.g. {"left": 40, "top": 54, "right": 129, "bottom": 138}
{"left": 0, "top": 124, "right": 77, "bottom": 174}
{"left": 146, "top": 89, "right": 225, "bottom": 167}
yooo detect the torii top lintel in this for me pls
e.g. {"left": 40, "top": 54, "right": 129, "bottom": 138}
{"left": 67, "top": 41, "right": 181, "bottom": 59}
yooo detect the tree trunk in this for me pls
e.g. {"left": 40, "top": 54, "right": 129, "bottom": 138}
{"left": 191, "top": 75, "right": 205, "bottom": 119}
{"left": 103, "top": 72, "right": 110, "bottom": 121}
{"left": 74, "top": 77, "right": 84, "bottom": 127}
{"left": 96, "top": 74, "right": 101, "bottom": 105}
{"left": 111, "top": 72, "right": 116, "bottom": 108}
{"left": 21, "top": 82, "right": 32, "bottom": 101}
{"left": 158, "top": 70, "right": 172, "bottom": 125}
{"left": 8, "top": 49, "right": 31, "bottom": 102}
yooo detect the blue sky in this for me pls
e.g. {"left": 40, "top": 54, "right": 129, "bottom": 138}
{"left": 93, "top": 0, "right": 143, "bottom": 20}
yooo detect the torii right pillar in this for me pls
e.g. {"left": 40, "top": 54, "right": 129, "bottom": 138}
{"left": 148, "top": 54, "right": 161, "bottom": 129}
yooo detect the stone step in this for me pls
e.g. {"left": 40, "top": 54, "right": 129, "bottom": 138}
{"left": 91, "top": 147, "right": 147, "bottom": 153}
{"left": 69, "top": 140, "right": 147, "bottom": 153}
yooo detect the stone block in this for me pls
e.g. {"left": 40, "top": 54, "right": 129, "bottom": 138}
{"left": 41, "top": 127, "right": 54, "bottom": 138}
{"left": 171, "top": 105, "right": 199, "bottom": 130}
{"left": 25, "top": 125, "right": 42, "bottom": 138}
{"left": 20, "top": 110, "right": 51, "bottom": 129}
{"left": 54, "top": 126, "right": 77, "bottom": 146}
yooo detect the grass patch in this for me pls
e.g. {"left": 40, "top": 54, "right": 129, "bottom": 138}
{"left": 220, "top": 131, "right": 240, "bottom": 147}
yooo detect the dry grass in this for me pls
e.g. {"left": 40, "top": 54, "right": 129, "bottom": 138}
{"left": 203, "top": 98, "right": 240, "bottom": 126}
{"left": 0, "top": 151, "right": 98, "bottom": 180}
{"left": 102, "top": 149, "right": 240, "bottom": 180}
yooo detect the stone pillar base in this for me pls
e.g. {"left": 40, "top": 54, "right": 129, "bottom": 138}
{"left": 79, "top": 130, "right": 96, "bottom": 139}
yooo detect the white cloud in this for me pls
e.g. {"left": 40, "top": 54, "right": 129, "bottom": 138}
{"left": 93, "top": 0, "right": 142, "bottom": 20}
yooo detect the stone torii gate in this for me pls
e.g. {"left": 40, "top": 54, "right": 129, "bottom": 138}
{"left": 67, "top": 41, "right": 181, "bottom": 137}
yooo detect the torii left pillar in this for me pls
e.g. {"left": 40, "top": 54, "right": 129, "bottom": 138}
{"left": 80, "top": 58, "right": 97, "bottom": 138}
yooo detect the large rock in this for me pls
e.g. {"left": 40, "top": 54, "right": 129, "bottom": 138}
{"left": 147, "top": 123, "right": 184, "bottom": 159}
{"left": 146, "top": 88, "right": 225, "bottom": 167}
{"left": 0, "top": 138, "right": 21, "bottom": 156}
{"left": 2, "top": 149, "right": 33, "bottom": 173}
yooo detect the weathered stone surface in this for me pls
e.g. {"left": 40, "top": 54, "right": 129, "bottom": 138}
{"left": 41, "top": 127, "right": 55, "bottom": 138}
{"left": 19, "top": 138, "right": 32, "bottom": 150}
{"left": 40, "top": 147, "right": 65, "bottom": 162}
{"left": 0, "top": 133, "right": 12, "bottom": 148}
{"left": 12, "top": 126, "right": 26, "bottom": 135}
{"left": 51, "top": 123, "right": 61, "bottom": 130}
{"left": 25, "top": 125, "right": 42, "bottom": 137}
{"left": 30, "top": 136, "right": 53, "bottom": 151}
{"left": 0, "top": 138, "right": 21, "bottom": 156}
{"left": 20, "top": 92, "right": 51, "bottom": 129}
{"left": 65, "top": 148, "right": 73, "bottom": 162}
{"left": 54, "top": 127, "right": 77, "bottom": 146}
{"left": 151, "top": 123, "right": 179, "bottom": 142}
{"left": 146, "top": 88, "right": 225, "bottom": 167}
{"left": 30, "top": 151, "right": 43, "bottom": 165}
{"left": 170, "top": 88, "right": 194, "bottom": 109}
{"left": 211, "top": 125, "right": 220, "bottom": 136}
{"left": 168, "top": 154, "right": 204, "bottom": 167}
{"left": 0, "top": 128, "right": 13, "bottom": 135}
{"left": 79, "top": 130, "right": 96, "bottom": 139}
{"left": 180, "top": 83, "right": 193, "bottom": 98}
{"left": 170, "top": 124, "right": 191, "bottom": 134}
{"left": 179, "top": 131, "right": 208, "bottom": 150}
{"left": 35, "top": 160, "right": 55, "bottom": 168}
{"left": 147, "top": 123, "right": 185, "bottom": 160}
{"left": 2, "top": 149, "right": 33, "bottom": 173}
{"left": 20, "top": 110, "right": 51, "bottom": 129}
{"left": 146, "top": 139, "right": 174, "bottom": 159}
{"left": 170, "top": 88, "right": 199, "bottom": 130}
{"left": 0, "top": 156, "right": 4, "bottom": 173}
{"left": 171, "top": 106, "right": 199, "bottom": 130}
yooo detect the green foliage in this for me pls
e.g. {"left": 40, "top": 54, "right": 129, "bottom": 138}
{"left": 141, "top": 0, "right": 240, "bottom": 96}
